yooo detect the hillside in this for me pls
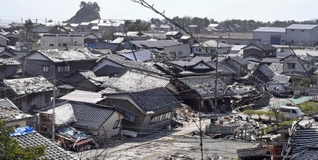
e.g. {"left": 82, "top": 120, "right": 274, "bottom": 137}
{"left": 66, "top": 2, "right": 101, "bottom": 23}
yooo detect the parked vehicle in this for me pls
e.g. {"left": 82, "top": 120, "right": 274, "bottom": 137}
{"left": 279, "top": 106, "right": 304, "bottom": 119}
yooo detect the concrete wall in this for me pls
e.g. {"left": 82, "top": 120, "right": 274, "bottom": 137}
{"left": 286, "top": 27, "right": 318, "bottom": 45}
{"left": 253, "top": 31, "right": 286, "bottom": 44}
{"left": 192, "top": 46, "right": 231, "bottom": 55}
{"left": 40, "top": 35, "right": 84, "bottom": 50}
{"left": 164, "top": 44, "right": 191, "bottom": 59}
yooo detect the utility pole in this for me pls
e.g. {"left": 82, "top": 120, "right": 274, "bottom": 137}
{"left": 214, "top": 40, "right": 219, "bottom": 114}
{"left": 52, "top": 65, "right": 56, "bottom": 143}
{"left": 199, "top": 97, "right": 204, "bottom": 160}
{"left": 35, "top": 19, "right": 38, "bottom": 44}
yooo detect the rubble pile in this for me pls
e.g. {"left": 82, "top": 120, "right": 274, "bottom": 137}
{"left": 172, "top": 104, "right": 196, "bottom": 128}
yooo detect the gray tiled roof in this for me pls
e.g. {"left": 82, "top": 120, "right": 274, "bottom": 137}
{"left": 228, "top": 56, "right": 249, "bottom": 65}
{"left": 105, "top": 54, "right": 163, "bottom": 74}
{"left": 69, "top": 101, "right": 115, "bottom": 130}
{"left": 0, "top": 57, "right": 20, "bottom": 65}
{"left": 107, "top": 70, "right": 169, "bottom": 92}
{"left": 37, "top": 48, "right": 97, "bottom": 62}
{"left": 0, "top": 98, "right": 32, "bottom": 121}
{"left": 258, "top": 64, "right": 290, "bottom": 83}
{"left": 130, "top": 40, "right": 179, "bottom": 49}
{"left": 191, "top": 56, "right": 213, "bottom": 63}
{"left": 178, "top": 76, "right": 235, "bottom": 98}
{"left": 290, "top": 128, "right": 318, "bottom": 158}
{"left": 268, "top": 63, "right": 283, "bottom": 73}
{"left": 14, "top": 130, "right": 77, "bottom": 160}
{"left": 129, "top": 87, "right": 180, "bottom": 113}
{"left": 3, "top": 76, "right": 55, "bottom": 95}
{"left": 247, "top": 43, "right": 276, "bottom": 51}
{"left": 44, "top": 100, "right": 115, "bottom": 130}
{"left": 167, "top": 60, "right": 195, "bottom": 67}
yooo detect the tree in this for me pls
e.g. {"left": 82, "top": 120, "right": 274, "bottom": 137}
{"left": 80, "top": 1, "right": 87, "bottom": 8}
{"left": 0, "top": 120, "right": 46, "bottom": 160}
{"left": 127, "top": 19, "right": 150, "bottom": 31}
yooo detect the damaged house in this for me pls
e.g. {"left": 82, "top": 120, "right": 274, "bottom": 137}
{"left": 102, "top": 87, "right": 181, "bottom": 133}
{"left": 23, "top": 48, "right": 98, "bottom": 80}
{"left": 280, "top": 53, "right": 316, "bottom": 81}
{"left": 65, "top": 70, "right": 116, "bottom": 92}
{"left": 251, "top": 64, "right": 291, "bottom": 95}
{"left": 37, "top": 100, "right": 124, "bottom": 138}
{"left": 0, "top": 57, "right": 20, "bottom": 79}
{"left": 91, "top": 54, "right": 163, "bottom": 77}
{"left": 166, "top": 75, "right": 235, "bottom": 113}
{"left": 242, "top": 43, "right": 277, "bottom": 59}
{"left": 0, "top": 98, "right": 32, "bottom": 127}
{"left": 2, "top": 76, "right": 56, "bottom": 114}
{"left": 101, "top": 69, "right": 169, "bottom": 92}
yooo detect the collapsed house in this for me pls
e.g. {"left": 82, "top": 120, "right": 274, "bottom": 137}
{"left": 36, "top": 100, "right": 124, "bottom": 139}
{"left": 102, "top": 87, "right": 181, "bottom": 133}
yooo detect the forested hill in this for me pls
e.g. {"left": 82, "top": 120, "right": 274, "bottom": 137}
{"left": 66, "top": 1, "right": 101, "bottom": 23}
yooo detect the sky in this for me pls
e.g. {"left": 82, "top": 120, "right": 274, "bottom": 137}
{"left": 1, "top": 0, "right": 318, "bottom": 24}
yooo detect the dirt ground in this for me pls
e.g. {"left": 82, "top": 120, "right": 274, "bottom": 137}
{"left": 73, "top": 119, "right": 257, "bottom": 160}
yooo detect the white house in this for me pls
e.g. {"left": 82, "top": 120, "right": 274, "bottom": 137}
{"left": 192, "top": 40, "right": 232, "bottom": 55}
{"left": 285, "top": 24, "right": 318, "bottom": 45}
{"left": 253, "top": 27, "right": 286, "bottom": 44}
{"left": 40, "top": 34, "right": 84, "bottom": 50}
{"left": 163, "top": 43, "right": 191, "bottom": 59}
{"left": 280, "top": 53, "right": 316, "bottom": 76}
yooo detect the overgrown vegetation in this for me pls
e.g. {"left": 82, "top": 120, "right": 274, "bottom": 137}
{"left": 296, "top": 101, "right": 318, "bottom": 116}
{"left": 0, "top": 120, "right": 46, "bottom": 160}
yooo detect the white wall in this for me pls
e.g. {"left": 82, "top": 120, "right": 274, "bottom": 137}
{"left": 96, "top": 112, "right": 123, "bottom": 138}
{"left": 40, "top": 35, "right": 84, "bottom": 50}
{"left": 192, "top": 46, "right": 231, "bottom": 55}
{"left": 164, "top": 44, "right": 191, "bottom": 59}
{"left": 253, "top": 31, "right": 286, "bottom": 44}
{"left": 285, "top": 27, "right": 318, "bottom": 45}
{"left": 282, "top": 56, "right": 315, "bottom": 73}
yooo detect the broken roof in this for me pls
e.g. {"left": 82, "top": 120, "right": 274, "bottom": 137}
{"left": 130, "top": 40, "right": 179, "bottom": 49}
{"left": 0, "top": 57, "right": 20, "bottom": 65}
{"left": 102, "top": 54, "right": 163, "bottom": 74}
{"left": 44, "top": 100, "right": 116, "bottom": 130}
{"left": 60, "top": 90, "right": 105, "bottom": 104}
{"left": 0, "top": 98, "right": 32, "bottom": 122}
{"left": 228, "top": 56, "right": 249, "bottom": 65}
{"left": 106, "top": 70, "right": 169, "bottom": 92}
{"left": 242, "top": 43, "right": 276, "bottom": 51}
{"left": 34, "top": 48, "right": 97, "bottom": 62}
{"left": 129, "top": 87, "right": 180, "bottom": 113}
{"left": 120, "top": 49, "right": 153, "bottom": 62}
{"left": 177, "top": 75, "right": 235, "bottom": 98}
{"left": 257, "top": 64, "right": 290, "bottom": 83}
{"left": 41, "top": 103, "right": 77, "bottom": 126}
{"left": 192, "top": 40, "right": 232, "bottom": 48}
{"left": 12, "top": 126, "right": 77, "bottom": 160}
{"left": 3, "top": 76, "right": 55, "bottom": 95}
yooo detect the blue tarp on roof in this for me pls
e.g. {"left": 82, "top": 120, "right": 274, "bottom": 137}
{"left": 10, "top": 126, "right": 35, "bottom": 137}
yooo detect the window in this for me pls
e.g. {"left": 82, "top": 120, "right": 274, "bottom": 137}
{"left": 57, "top": 66, "right": 71, "bottom": 73}
{"left": 149, "top": 112, "right": 172, "bottom": 124}
{"left": 292, "top": 110, "right": 297, "bottom": 114}
{"left": 123, "top": 112, "right": 137, "bottom": 123}
{"left": 62, "top": 43, "right": 67, "bottom": 47}
{"left": 287, "top": 63, "right": 296, "bottom": 69}
{"left": 42, "top": 66, "right": 49, "bottom": 72}
{"left": 177, "top": 51, "right": 183, "bottom": 55}
{"left": 301, "top": 30, "right": 305, "bottom": 32}
{"left": 49, "top": 44, "right": 54, "bottom": 46}
{"left": 291, "top": 29, "right": 294, "bottom": 31}
{"left": 64, "top": 66, "right": 70, "bottom": 72}
{"left": 113, "top": 120, "right": 121, "bottom": 129}
{"left": 198, "top": 49, "right": 201, "bottom": 52}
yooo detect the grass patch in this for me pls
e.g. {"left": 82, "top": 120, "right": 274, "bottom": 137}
{"left": 296, "top": 101, "right": 318, "bottom": 116}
